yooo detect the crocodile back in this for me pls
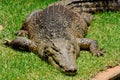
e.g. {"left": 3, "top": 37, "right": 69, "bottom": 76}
{"left": 33, "top": 3, "right": 88, "bottom": 40}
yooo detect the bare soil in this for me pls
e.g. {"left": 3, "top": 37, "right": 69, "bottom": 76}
{"left": 91, "top": 66, "right": 120, "bottom": 80}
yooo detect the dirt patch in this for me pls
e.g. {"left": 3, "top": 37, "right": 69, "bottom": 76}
{"left": 0, "top": 25, "right": 3, "bottom": 31}
{"left": 91, "top": 66, "right": 120, "bottom": 80}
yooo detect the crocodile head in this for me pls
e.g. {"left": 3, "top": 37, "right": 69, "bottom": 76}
{"left": 41, "top": 38, "right": 79, "bottom": 75}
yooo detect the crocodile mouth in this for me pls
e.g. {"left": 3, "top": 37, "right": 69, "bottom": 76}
{"left": 48, "top": 56, "right": 77, "bottom": 76}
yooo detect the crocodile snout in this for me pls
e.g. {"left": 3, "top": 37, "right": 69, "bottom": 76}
{"left": 64, "top": 65, "right": 77, "bottom": 75}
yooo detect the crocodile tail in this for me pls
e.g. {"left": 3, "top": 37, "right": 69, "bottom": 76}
{"left": 61, "top": 0, "right": 120, "bottom": 13}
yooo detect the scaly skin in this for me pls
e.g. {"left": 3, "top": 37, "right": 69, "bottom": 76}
{"left": 5, "top": 2, "right": 110, "bottom": 76}
{"left": 59, "top": 0, "right": 120, "bottom": 13}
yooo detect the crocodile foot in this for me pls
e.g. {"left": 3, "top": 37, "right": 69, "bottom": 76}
{"left": 15, "top": 30, "right": 28, "bottom": 37}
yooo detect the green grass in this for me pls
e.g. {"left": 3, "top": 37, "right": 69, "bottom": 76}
{"left": 0, "top": 0, "right": 120, "bottom": 80}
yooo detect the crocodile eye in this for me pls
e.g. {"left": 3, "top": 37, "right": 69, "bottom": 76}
{"left": 69, "top": 44, "right": 75, "bottom": 54}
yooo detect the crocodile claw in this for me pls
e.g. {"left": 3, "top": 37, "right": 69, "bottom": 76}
{"left": 94, "top": 48, "right": 105, "bottom": 56}
{"left": 15, "top": 30, "right": 28, "bottom": 37}
{"left": 4, "top": 39, "right": 11, "bottom": 46}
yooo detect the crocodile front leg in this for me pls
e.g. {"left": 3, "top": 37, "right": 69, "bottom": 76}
{"left": 76, "top": 38, "right": 104, "bottom": 56}
{"left": 4, "top": 37, "right": 37, "bottom": 52}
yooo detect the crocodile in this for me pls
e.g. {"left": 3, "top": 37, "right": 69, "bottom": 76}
{"left": 4, "top": 0, "right": 119, "bottom": 75}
